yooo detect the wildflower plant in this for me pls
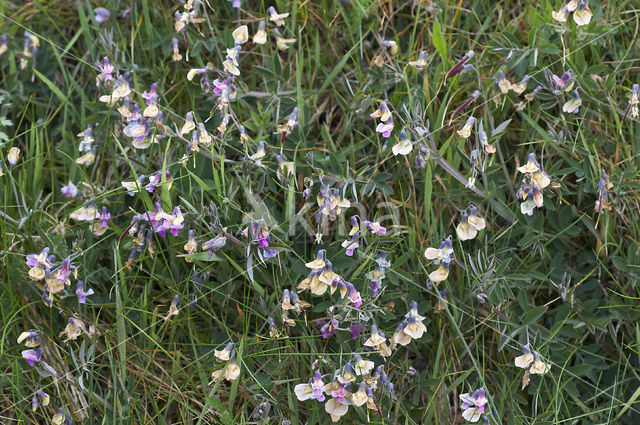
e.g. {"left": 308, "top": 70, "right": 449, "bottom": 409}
{"left": 1, "top": 1, "right": 640, "bottom": 424}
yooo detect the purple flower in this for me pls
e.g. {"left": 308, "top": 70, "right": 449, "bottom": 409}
{"left": 141, "top": 82, "right": 158, "bottom": 106}
{"left": 376, "top": 118, "right": 394, "bottom": 138}
{"left": 228, "top": 0, "right": 241, "bottom": 7}
{"left": 363, "top": 220, "right": 387, "bottom": 235}
{"left": 460, "top": 387, "right": 489, "bottom": 423}
{"left": 96, "top": 57, "right": 114, "bottom": 86}
{"left": 26, "top": 247, "right": 54, "bottom": 269}
{"left": 56, "top": 257, "right": 77, "bottom": 284}
{"left": 341, "top": 233, "right": 359, "bottom": 256}
{"left": 99, "top": 206, "right": 111, "bottom": 227}
{"left": 346, "top": 282, "right": 362, "bottom": 307}
{"left": 94, "top": 7, "right": 111, "bottom": 24}
{"left": 320, "top": 318, "right": 338, "bottom": 339}
{"left": 75, "top": 280, "right": 94, "bottom": 304}
{"left": 350, "top": 323, "right": 365, "bottom": 339}
{"left": 17, "top": 330, "right": 41, "bottom": 347}
{"left": 156, "top": 206, "right": 184, "bottom": 236}
{"left": 61, "top": 181, "right": 79, "bottom": 198}
{"left": 22, "top": 347, "right": 43, "bottom": 366}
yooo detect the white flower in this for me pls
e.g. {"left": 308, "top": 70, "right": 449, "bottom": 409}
{"left": 232, "top": 25, "right": 249, "bottom": 44}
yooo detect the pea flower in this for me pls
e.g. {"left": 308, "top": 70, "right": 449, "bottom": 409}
{"left": 274, "top": 29, "right": 296, "bottom": 50}
{"left": 346, "top": 282, "right": 362, "bottom": 307}
{"left": 573, "top": 0, "right": 592, "bottom": 26}
{"left": 515, "top": 344, "right": 551, "bottom": 374}
{"left": 26, "top": 247, "right": 54, "bottom": 281}
{"left": 562, "top": 90, "right": 582, "bottom": 113}
{"left": 232, "top": 25, "right": 249, "bottom": 45}
{"left": 227, "top": 0, "right": 241, "bottom": 8}
{"left": 268, "top": 6, "right": 289, "bottom": 26}
{"left": 376, "top": 118, "right": 394, "bottom": 138}
{"left": 459, "top": 388, "right": 489, "bottom": 423}
{"left": 253, "top": 20, "right": 267, "bottom": 44}
{"left": 424, "top": 236, "right": 453, "bottom": 264}
{"left": 512, "top": 75, "right": 530, "bottom": 95}
{"left": 22, "top": 347, "right": 43, "bottom": 366}
{"left": 429, "top": 262, "right": 450, "bottom": 283}
{"left": 96, "top": 57, "right": 115, "bottom": 86}
{"left": 630, "top": 84, "right": 640, "bottom": 118}
{"left": 171, "top": 38, "right": 182, "bottom": 62}
{"left": 164, "top": 294, "right": 180, "bottom": 321}
{"left": 281, "top": 289, "right": 310, "bottom": 315}
{"left": 351, "top": 382, "right": 369, "bottom": 407}
{"left": 75, "top": 281, "right": 94, "bottom": 304}
{"left": 495, "top": 70, "right": 511, "bottom": 94}
{"left": 341, "top": 233, "right": 359, "bottom": 256}
{"left": 596, "top": 172, "right": 613, "bottom": 213}
{"left": 94, "top": 7, "right": 111, "bottom": 24}
{"left": 61, "top": 181, "right": 79, "bottom": 198}
{"left": 99, "top": 75, "right": 131, "bottom": 104}
{"left": 294, "top": 371, "right": 325, "bottom": 401}
{"left": 180, "top": 111, "right": 196, "bottom": 136}
{"left": 390, "top": 321, "right": 412, "bottom": 346}
{"left": 320, "top": 318, "right": 338, "bottom": 338}
{"left": 201, "top": 235, "right": 227, "bottom": 259}
{"left": 350, "top": 323, "right": 365, "bottom": 339}
{"left": 552, "top": 5, "right": 569, "bottom": 22}
{"left": 363, "top": 325, "right": 386, "bottom": 348}
{"left": 17, "top": 330, "right": 41, "bottom": 348}
{"left": 403, "top": 301, "right": 427, "bottom": 339}
{"left": 214, "top": 342, "right": 234, "bottom": 362}
{"left": 456, "top": 207, "right": 486, "bottom": 241}
{"left": 567, "top": 0, "right": 579, "bottom": 11}
{"left": 7, "top": 146, "right": 20, "bottom": 167}
{"left": 31, "top": 390, "right": 50, "bottom": 411}
{"left": 224, "top": 356, "right": 241, "bottom": 381}
{"left": 324, "top": 384, "right": 351, "bottom": 422}
{"left": 457, "top": 116, "right": 476, "bottom": 139}
{"left": 56, "top": 256, "right": 77, "bottom": 286}
{"left": 0, "top": 34, "right": 6, "bottom": 55}
{"left": 370, "top": 101, "right": 391, "bottom": 122}
{"left": 155, "top": 206, "right": 185, "bottom": 237}
{"left": 91, "top": 206, "right": 111, "bottom": 236}
{"left": 363, "top": 220, "right": 386, "bottom": 235}
{"left": 353, "top": 354, "right": 375, "bottom": 376}
{"left": 392, "top": 130, "right": 413, "bottom": 155}
{"left": 552, "top": 71, "right": 574, "bottom": 93}
{"left": 60, "top": 316, "right": 86, "bottom": 341}
{"left": 408, "top": 50, "right": 427, "bottom": 68}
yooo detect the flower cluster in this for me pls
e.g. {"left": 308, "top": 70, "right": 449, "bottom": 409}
{"left": 370, "top": 100, "right": 394, "bottom": 138}
{"left": 136, "top": 203, "right": 185, "bottom": 237}
{"left": 211, "top": 342, "right": 241, "bottom": 382}
{"left": 517, "top": 153, "right": 551, "bottom": 215}
{"left": 316, "top": 185, "right": 351, "bottom": 224}
{"left": 514, "top": 344, "right": 551, "bottom": 389}
{"left": 456, "top": 206, "right": 486, "bottom": 241}
{"left": 459, "top": 388, "right": 489, "bottom": 423}
{"left": 295, "top": 356, "right": 394, "bottom": 422}
{"left": 297, "top": 250, "right": 362, "bottom": 308}
{"left": 424, "top": 236, "right": 454, "bottom": 284}
{"left": 552, "top": 0, "right": 593, "bottom": 26}
{"left": 243, "top": 219, "right": 277, "bottom": 259}
{"left": 389, "top": 301, "right": 427, "bottom": 347}
{"left": 367, "top": 251, "right": 390, "bottom": 296}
